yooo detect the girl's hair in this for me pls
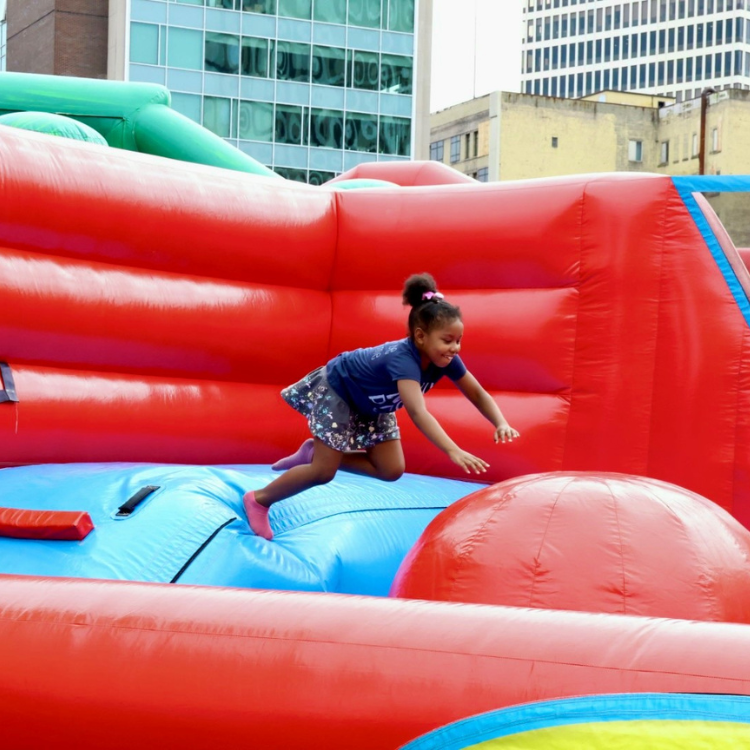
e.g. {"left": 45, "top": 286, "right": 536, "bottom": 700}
{"left": 402, "top": 272, "right": 462, "bottom": 340}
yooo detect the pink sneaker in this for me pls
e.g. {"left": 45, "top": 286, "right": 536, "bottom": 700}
{"left": 243, "top": 491, "right": 273, "bottom": 540}
{"left": 271, "top": 438, "right": 315, "bottom": 471}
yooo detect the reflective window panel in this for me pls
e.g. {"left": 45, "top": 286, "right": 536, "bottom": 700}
{"left": 241, "top": 36, "right": 270, "bottom": 77}
{"left": 278, "top": 0, "right": 312, "bottom": 19}
{"left": 349, "top": 0, "right": 382, "bottom": 29}
{"left": 351, "top": 49, "right": 380, "bottom": 89}
{"left": 312, "top": 45, "right": 347, "bottom": 86}
{"left": 310, "top": 108, "right": 344, "bottom": 148}
{"left": 314, "top": 0, "right": 347, "bottom": 24}
{"left": 204, "top": 95, "right": 232, "bottom": 136}
{"left": 239, "top": 100, "right": 274, "bottom": 140}
{"left": 380, "top": 53, "right": 412, "bottom": 94}
{"left": 168, "top": 27, "right": 204, "bottom": 69}
{"left": 205, "top": 32, "right": 240, "bottom": 74}
{"left": 344, "top": 111, "right": 378, "bottom": 152}
{"left": 276, "top": 103, "right": 308, "bottom": 144}
{"left": 379, "top": 115, "right": 410, "bottom": 155}
{"left": 131, "top": 23, "right": 159, "bottom": 65}
{"left": 275, "top": 40, "right": 312, "bottom": 81}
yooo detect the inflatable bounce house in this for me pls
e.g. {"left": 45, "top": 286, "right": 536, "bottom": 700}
{"left": 2, "top": 72, "right": 750, "bottom": 748}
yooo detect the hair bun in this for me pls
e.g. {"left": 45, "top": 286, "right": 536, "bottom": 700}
{"left": 402, "top": 272, "right": 438, "bottom": 308}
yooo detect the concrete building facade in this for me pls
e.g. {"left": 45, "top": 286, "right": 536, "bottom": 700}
{"left": 521, "top": 0, "right": 750, "bottom": 104}
{"left": 3, "top": 0, "right": 432, "bottom": 183}
{"left": 0, "top": 2, "right": 6, "bottom": 73}
{"left": 430, "top": 87, "right": 747, "bottom": 181}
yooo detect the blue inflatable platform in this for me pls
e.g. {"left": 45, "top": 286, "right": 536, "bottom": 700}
{"left": 0, "top": 464, "right": 481, "bottom": 595}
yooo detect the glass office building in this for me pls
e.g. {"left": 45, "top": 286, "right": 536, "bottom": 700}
{"left": 123, "top": 0, "right": 422, "bottom": 183}
{"left": 522, "top": 0, "right": 750, "bottom": 103}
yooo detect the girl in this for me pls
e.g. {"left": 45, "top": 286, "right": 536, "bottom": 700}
{"left": 244, "top": 273, "right": 520, "bottom": 540}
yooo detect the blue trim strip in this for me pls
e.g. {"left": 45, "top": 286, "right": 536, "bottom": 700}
{"left": 672, "top": 175, "right": 750, "bottom": 328}
{"left": 400, "top": 693, "right": 750, "bottom": 750}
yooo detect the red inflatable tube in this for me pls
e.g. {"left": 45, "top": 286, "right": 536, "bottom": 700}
{"left": 0, "top": 508, "right": 93, "bottom": 540}
{"left": 1, "top": 575, "right": 750, "bottom": 749}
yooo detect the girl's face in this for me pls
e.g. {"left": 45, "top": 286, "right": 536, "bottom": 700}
{"left": 414, "top": 318, "right": 464, "bottom": 369}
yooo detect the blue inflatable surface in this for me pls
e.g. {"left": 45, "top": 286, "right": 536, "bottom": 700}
{"left": 0, "top": 464, "right": 481, "bottom": 595}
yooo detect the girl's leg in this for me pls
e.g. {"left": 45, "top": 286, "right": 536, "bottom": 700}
{"left": 340, "top": 439, "right": 405, "bottom": 482}
{"left": 271, "top": 438, "right": 315, "bottom": 471}
{"left": 244, "top": 439, "right": 343, "bottom": 540}
{"left": 253, "top": 438, "right": 343, "bottom": 508}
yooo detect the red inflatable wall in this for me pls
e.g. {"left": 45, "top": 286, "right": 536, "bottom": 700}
{"left": 1, "top": 574, "right": 750, "bottom": 750}
{"left": 1, "top": 127, "right": 749, "bottom": 522}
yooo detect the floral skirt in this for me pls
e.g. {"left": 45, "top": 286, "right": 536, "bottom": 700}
{"left": 280, "top": 366, "right": 400, "bottom": 452}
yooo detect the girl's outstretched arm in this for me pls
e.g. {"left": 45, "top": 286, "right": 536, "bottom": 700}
{"left": 455, "top": 371, "right": 520, "bottom": 444}
{"left": 397, "top": 379, "right": 489, "bottom": 475}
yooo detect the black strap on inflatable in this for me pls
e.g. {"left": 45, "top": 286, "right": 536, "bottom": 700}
{"left": 116, "top": 485, "right": 161, "bottom": 517}
{"left": 0, "top": 363, "right": 18, "bottom": 403}
{"left": 171, "top": 519, "right": 236, "bottom": 583}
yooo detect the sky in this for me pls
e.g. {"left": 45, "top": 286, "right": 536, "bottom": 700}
{"left": 430, "top": 1, "right": 524, "bottom": 113}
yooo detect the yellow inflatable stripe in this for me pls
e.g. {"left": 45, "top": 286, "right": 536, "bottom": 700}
{"left": 465, "top": 720, "right": 750, "bottom": 749}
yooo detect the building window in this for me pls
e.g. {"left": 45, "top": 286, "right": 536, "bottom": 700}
{"left": 379, "top": 115, "right": 411, "bottom": 156}
{"left": 692, "top": 132, "right": 699, "bottom": 157}
{"left": 239, "top": 1, "right": 277, "bottom": 13}
{"left": 313, "top": 0, "right": 346, "bottom": 23}
{"left": 387, "top": 0, "right": 416, "bottom": 33}
{"left": 345, "top": 112, "right": 378, "bottom": 153}
{"left": 242, "top": 37, "right": 270, "bottom": 78}
{"left": 204, "top": 96, "right": 232, "bottom": 138}
{"left": 380, "top": 54, "right": 413, "bottom": 95}
{"left": 131, "top": 23, "right": 160, "bottom": 65}
{"left": 349, "top": 0, "right": 382, "bottom": 29}
{"left": 711, "top": 126, "right": 721, "bottom": 152}
{"left": 238, "top": 100, "right": 274, "bottom": 141}
{"left": 310, "top": 108, "right": 344, "bottom": 149}
{"left": 476, "top": 167, "right": 489, "bottom": 182}
{"left": 311, "top": 45, "right": 346, "bottom": 87}
{"left": 429, "top": 140, "right": 444, "bottom": 161}
{"left": 464, "top": 132, "right": 471, "bottom": 159}
{"left": 450, "top": 135, "right": 461, "bottom": 163}
{"left": 168, "top": 27, "right": 203, "bottom": 70}
{"left": 205, "top": 32, "right": 240, "bottom": 75}
{"left": 351, "top": 50, "right": 380, "bottom": 91}
{"left": 274, "top": 103, "right": 305, "bottom": 145}
{"left": 274, "top": 41, "right": 311, "bottom": 82}
{"left": 472, "top": 130, "right": 479, "bottom": 157}
{"left": 659, "top": 140, "right": 670, "bottom": 165}
{"left": 628, "top": 139, "right": 643, "bottom": 162}
{"left": 278, "top": 0, "right": 312, "bottom": 20}
{"left": 551, "top": 136, "right": 559, "bottom": 148}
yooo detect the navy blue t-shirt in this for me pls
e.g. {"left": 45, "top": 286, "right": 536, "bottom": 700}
{"left": 325, "top": 338, "right": 467, "bottom": 415}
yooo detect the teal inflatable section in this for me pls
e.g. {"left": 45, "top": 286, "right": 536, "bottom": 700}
{"left": 0, "top": 72, "right": 279, "bottom": 177}
{"left": 0, "top": 464, "right": 479, "bottom": 594}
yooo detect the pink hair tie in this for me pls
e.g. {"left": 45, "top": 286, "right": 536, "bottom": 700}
{"left": 422, "top": 291, "right": 444, "bottom": 302}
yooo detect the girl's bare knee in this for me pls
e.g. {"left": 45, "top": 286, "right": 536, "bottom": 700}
{"left": 378, "top": 464, "right": 405, "bottom": 482}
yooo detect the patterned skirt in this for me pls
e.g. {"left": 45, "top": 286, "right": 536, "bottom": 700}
{"left": 280, "top": 366, "right": 400, "bottom": 452}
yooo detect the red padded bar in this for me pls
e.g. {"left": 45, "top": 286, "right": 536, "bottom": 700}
{"left": 0, "top": 128, "right": 336, "bottom": 290}
{"left": 0, "top": 249, "right": 330, "bottom": 383}
{"left": 330, "top": 289, "right": 578, "bottom": 394}
{"left": 0, "top": 366, "right": 307, "bottom": 466}
{"left": 332, "top": 178, "right": 585, "bottom": 291}
{"left": 0, "top": 508, "right": 94, "bottom": 540}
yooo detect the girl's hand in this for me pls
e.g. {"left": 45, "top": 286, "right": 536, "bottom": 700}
{"left": 448, "top": 448, "right": 489, "bottom": 475}
{"left": 494, "top": 424, "right": 520, "bottom": 444}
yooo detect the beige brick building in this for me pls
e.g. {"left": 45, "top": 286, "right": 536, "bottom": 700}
{"left": 430, "top": 87, "right": 750, "bottom": 182}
